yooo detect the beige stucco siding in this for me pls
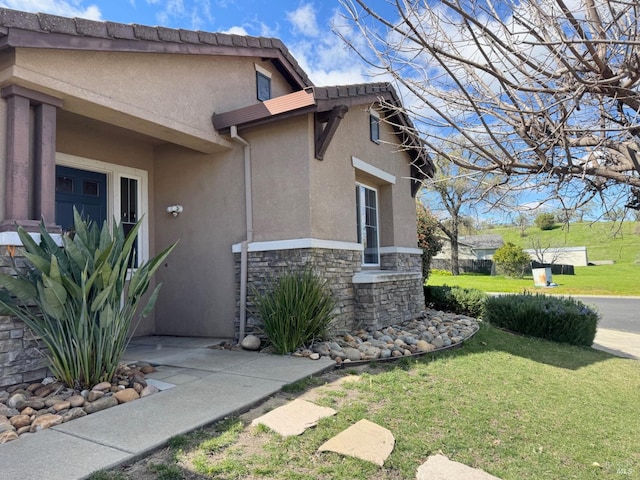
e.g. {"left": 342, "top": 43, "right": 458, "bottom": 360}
{"left": 153, "top": 144, "right": 246, "bottom": 337}
{"left": 313, "top": 106, "right": 418, "bottom": 248}
{"left": 0, "top": 98, "right": 6, "bottom": 222}
{"left": 245, "top": 116, "right": 312, "bottom": 242}
{"left": 11, "top": 49, "right": 292, "bottom": 153}
{"left": 309, "top": 112, "right": 357, "bottom": 242}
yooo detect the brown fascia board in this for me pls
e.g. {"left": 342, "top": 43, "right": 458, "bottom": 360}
{"left": 212, "top": 88, "right": 317, "bottom": 132}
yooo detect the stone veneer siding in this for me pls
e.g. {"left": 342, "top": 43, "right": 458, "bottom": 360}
{"left": 235, "top": 247, "right": 362, "bottom": 337}
{"left": 234, "top": 247, "right": 425, "bottom": 339}
{"left": 353, "top": 273, "right": 425, "bottom": 331}
{"left": 380, "top": 252, "right": 422, "bottom": 272}
{"left": 0, "top": 248, "right": 50, "bottom": 387}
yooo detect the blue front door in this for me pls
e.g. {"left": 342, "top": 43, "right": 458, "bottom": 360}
{"left": 55, "top": 166, "right": 107, "bottom": 231}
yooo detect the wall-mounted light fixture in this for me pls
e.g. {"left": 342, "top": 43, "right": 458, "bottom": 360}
{"left": 167, "top": 205, "right": 183, "bottom": 217}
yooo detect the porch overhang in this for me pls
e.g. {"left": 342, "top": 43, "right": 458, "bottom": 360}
{"left": 7, "top": 76, "right": 233, "bottom": 153}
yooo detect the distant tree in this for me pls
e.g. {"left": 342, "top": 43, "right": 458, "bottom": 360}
{"left": 604, "top": 208, "right": 627, "bottom": 223}
{"left": 515, "top": 214, "right": 529, "bottom": 237}
{"left": 529, "top": 237, "right": 564, "bottom": 265}
{"left": 493, "top": 242, "right": 531, "bottom": 278}
{"left": 419, "top": 149, "right": 507, "bottom": 275}
{"left": 535, "top": 213, "right": 556, "bottom": 231}
{"left": 554, "top": 208, "right": 574, "bottom": 224}
{"left": 416, "top": 203, "right": 443, "bottom": 280}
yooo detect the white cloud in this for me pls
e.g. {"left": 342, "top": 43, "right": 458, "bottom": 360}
{"left": 286, "top": 3, "right": 319, "bottom": 37}
{"left": 286, "top": 9, "right": 372, "bottom": 86}
{"left": 0, "top": 0, "right": 102, "bottom": 19}
{"left": 222, "top": 25, "right": 248, "bottom": 35}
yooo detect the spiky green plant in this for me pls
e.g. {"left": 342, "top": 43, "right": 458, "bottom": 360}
{"left": 0, "top": 209, "right": 177, "bottom": 389}
{"left": 252, "top": 269, "right": 336, "bottom": 354}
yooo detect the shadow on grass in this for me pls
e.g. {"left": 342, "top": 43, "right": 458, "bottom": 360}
{"left": 376, "top": 323, "right": 618, "bottom": 370}
{"left": 411, "top": 323, "right": 615, "bottom": 371}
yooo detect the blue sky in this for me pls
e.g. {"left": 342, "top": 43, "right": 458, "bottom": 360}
{"left": 1, "top": 0, "right": 378, "bottom": 86}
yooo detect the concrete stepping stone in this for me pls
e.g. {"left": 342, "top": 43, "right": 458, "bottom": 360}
{"left": 251, "top": 398, "right": 336, "bottom": 436}
{"left": 416, "top": 454, "right": 502, "bottom": 480}
{"left": 317, "top": 419, "right": 394, "bottom": 466}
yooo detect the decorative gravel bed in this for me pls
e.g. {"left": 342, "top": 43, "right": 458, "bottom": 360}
{"left": 290, "top": 309, "right": 480, "bottom": 365}
{"left": 0, "top": 363, "right": 158, "bottom": 444}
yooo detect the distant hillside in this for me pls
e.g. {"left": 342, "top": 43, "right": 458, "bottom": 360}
{"left": 479, "top": 221, "right": 640, "bottom": 265}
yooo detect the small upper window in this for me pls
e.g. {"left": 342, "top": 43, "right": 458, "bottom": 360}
{"left": 370, "top": 112, "right": 380, "bottom": 143}
{"left": 257, "top": 71, "right": 271, "bottom": 101}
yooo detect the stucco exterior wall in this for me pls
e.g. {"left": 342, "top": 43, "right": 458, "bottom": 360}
{"left": 244, "top": 116, "right": 313, "bottom": 242}
{"left": 0, "top": 98, "right": 6, "bottom": 222}
{"left": 0, "top": 51, "right": 11, "bottom": 221}
{"left": 313, "top": 106, "right": 418, "bottom": 248}
{"left": 12, "top": 49, "right": 291, "bottom": 153}
{"left": 153, "top": 143, "right": 246, "bottom": 338}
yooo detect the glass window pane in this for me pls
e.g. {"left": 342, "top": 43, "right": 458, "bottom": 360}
{"left": 121, "top": 177, "right": 139, "bottom": 268}
{"left": 370, "top": 114, "right": 380, "bottom": 143}
{"left": 56, "top": 176, "right": 73, "bottom": 193}
{"left": 257, "top": 72, "right": 271, "bottom": 101}
{"left": 355, "top": 184, "right": 379, "bottom": 265}
{"left": 83, "top": 180, "right": 99, "bottom": 197}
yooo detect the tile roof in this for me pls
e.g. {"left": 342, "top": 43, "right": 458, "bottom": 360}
{"left": 0, "top": 7, "right": 312, "bottom": 89}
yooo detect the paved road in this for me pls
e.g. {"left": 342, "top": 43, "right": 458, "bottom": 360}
{"left": 572, "top": 296, "right": 640, "bottom": 334}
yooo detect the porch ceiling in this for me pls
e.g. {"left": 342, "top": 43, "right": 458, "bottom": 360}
{"left": 57, "top": 91, "right": 233, "bottom": 154}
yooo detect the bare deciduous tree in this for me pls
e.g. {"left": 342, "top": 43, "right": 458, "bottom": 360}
{"left": 338, "top": 0, "right": 640, "bottom": 211}
{"left": 419, "top": 151, "right": 506, "bottom": 275}
{"left": 529, "top": 236, "right": 565, "bottom": 265}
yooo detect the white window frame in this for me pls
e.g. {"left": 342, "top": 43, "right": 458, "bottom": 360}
{"left": 356, "top": 182, "right": 380, "bottom": 267}
{"left": 55, "top": 152, "right": 149, "bottom": 265}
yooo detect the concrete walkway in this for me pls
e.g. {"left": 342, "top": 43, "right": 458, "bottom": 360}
{"left": 0, "top": 336, "right": 335, "bottom": 480}
{"left": 593, "top": 328, "right": 640, "bottom": 360}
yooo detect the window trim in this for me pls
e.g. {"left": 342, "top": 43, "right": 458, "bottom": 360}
{"left": 356, "top": 182, "right": 380, "bottom": 267}
{"left": 55, "top": 152, "right": 149, "bottom": 265}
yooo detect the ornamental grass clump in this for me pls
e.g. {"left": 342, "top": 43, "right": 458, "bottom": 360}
{"left": 0, "top": 209, "right": 176, "bottom": 389}
{"left": 252, "top": 269, "right": 336, "bottom": 354}
{"left": 483, "top": 293, "right": 598, "bottom": 346}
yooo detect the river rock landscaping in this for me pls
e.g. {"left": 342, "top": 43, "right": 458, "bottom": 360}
{"left": 0, "top": 362, "right": 158, "bottom": 444}
{"left": 292, "top": 309, "right": 479, "bottom": 364}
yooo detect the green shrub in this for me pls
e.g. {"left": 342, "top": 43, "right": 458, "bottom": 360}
{"left": 252, "top": 268, "right": 336, "bottom": 354}
{"left": 483, "top": 294, "right": 598, "bottom": 346}
{"left": 424, "top": 285, "right": 486, "bottom": 317}
{"left": 535, "top": 213, "right": 556, "bottom": 230}
{"left": 493, "top": 242, "right": 531, "bottom": 278}
{"left": 416, "top": 203, "right": 443, "bottom": 280}
{"left": 430, "top": 268, "right": 452, "bottom": 276}
{"left": 0, "top": 209, "right": 176, "bottom": 389}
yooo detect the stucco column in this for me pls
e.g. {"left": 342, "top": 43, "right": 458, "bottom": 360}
{"left": 34, "top": 103, "right": 57, "bottom": 225}
{"left": 0, "top": 85, "right": 63, "bottom": 232}
{"left": 3, "top": 91, "right": 30, "bottom": 222}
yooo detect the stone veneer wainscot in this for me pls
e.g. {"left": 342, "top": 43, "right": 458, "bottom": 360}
{"left": 0, "top": 243, "right": 51, "bottom": 387}
{"left": 233, "top": 240, "right": 425, "bottom": 338}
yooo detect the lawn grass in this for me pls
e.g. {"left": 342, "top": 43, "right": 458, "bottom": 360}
{"left": 489, "top": 221, "right": 640, "bottom": 265}
{"left": 428, "top": 263, "right": 640, "bottom": 296}
{"left": 430, "top": 221, "right": 640, "bottom": 295}
{"left": 103, "top": 325, "right": 639, "bottom": 480}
